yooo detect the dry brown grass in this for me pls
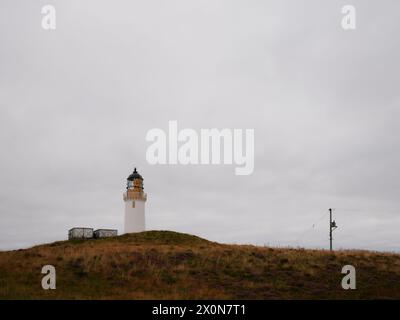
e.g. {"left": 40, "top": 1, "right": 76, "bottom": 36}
{"left": 0, "top": 231, "right": 399, "bottom": 299}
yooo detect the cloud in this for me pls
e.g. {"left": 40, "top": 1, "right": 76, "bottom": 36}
{"left": 0, "top": 0, "right": 399, "bottom": 251}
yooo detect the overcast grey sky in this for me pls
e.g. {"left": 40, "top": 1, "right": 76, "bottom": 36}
{"left": 1, "top": 0, "right": 399, "bottom": 251}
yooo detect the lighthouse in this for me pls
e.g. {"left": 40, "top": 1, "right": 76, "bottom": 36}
{"left": 123, "top": 168, "right": 147, "bottom": 233}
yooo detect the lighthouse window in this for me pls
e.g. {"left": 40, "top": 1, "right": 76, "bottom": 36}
{"left": 132, "top": 201, "right": 135, "bottom": 208}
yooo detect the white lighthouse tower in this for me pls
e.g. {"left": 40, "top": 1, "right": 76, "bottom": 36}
{"left": 123, "top": 168, "right": 147, "bottom": 233}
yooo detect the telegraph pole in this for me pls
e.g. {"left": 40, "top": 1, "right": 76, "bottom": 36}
{"left": 329, "top": 208, "right": 333, "bottom": 251}
{"left": 329, "top": 208, "right": 338, "bottom": 251}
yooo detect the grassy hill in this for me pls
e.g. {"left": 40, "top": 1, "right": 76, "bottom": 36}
{"left": 0, "top": 230, "right": 399, "bottom": 299}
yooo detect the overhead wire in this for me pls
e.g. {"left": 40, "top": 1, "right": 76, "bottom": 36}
{"left": 294, "top": 210, "right": 330, "bottom": 243}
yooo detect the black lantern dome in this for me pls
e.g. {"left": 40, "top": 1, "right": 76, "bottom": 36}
{"left": 127, "top": 168, "right": 143, "bottom": 181}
